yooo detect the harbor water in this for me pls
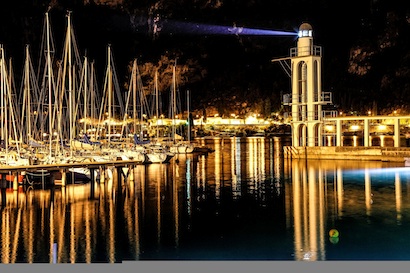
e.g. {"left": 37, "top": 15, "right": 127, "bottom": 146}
{"left": 1, "top": 136, "right": 410, "bottom": 262}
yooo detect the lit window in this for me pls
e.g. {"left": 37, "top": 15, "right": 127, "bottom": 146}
{"left": 298, "top": 30, "right": 312, "bottom": 37}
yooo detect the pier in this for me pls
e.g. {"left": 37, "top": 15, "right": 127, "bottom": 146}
{"left": 0, "top": 159, "right": 144, "bottom": 191}
{"left": 284, "top": 146, "right": 410, "bottom": 162}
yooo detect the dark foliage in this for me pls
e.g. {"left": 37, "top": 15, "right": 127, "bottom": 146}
{"left": 0, "top": 0, "right": 409, "bottom": 116}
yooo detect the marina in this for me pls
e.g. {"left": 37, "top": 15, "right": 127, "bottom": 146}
{"left": 0, "top": 5, "right": 409, "bottom": 267}
{"left": 0, "top": 137, "right": 410, "bottom": 262}
{"left": 0, "top": 11, "right": 217, "bottom": 185}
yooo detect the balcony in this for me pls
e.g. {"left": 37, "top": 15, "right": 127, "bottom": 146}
{"left": 282, "top": 91, "right": 333, "bottom": 106}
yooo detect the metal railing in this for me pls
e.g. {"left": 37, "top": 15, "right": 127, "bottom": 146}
{"left": 290, "top": 45, "right": 322, "bottom": 57}
{"left": 282, "top": 92, "right": 333, "bottom": 106}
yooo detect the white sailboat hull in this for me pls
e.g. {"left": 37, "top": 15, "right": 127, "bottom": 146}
{"left": 169, "top": 143, "right": 195, "bottom": 154}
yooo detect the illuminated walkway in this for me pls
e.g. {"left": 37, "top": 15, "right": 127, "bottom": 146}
{"left": 322, "top": 115, "right": 410, "bottom": 148}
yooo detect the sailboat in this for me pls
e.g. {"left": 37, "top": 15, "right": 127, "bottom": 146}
{"left": 19, "top": 44, "right": 46, "bottom": 157}
{"left": 0, "top": 45, "right": 31, "bottom": 184}
{"left": 168, "top": 63, "right": 194, "bottom": 154}
{"left": 186, "top": 89, "right": 213, "bottom": 153}
{"left": 91, "top": 46, "right": 147, "bottom": 166}
{"left": 24, "top": 10, "right": 60, "bottom": 183}
{"left": 0, "top": 45, "right": 30, "bottom": 167}
{"left": 29, "top": 11, "right": 91, "bottom": 182}
{"left": 70, "top": 56, "right": 102, "bottom": 151}
{"left": 123, "top": 59, "right": 173, "bottom": 163}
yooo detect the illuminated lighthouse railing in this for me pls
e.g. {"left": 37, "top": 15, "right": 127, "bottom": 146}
{"left": 280, "top": 23, "right": 335, "bottom": 147}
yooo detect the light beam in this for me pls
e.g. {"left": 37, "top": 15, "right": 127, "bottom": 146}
{"left": 160, "top": 20, "right": 298, "bottom": 37}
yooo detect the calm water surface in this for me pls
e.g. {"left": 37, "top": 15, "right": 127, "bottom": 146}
{"left": 1, "top": 137, "right": 410, "bottom": 262}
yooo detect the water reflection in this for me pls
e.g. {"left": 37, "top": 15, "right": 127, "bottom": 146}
{"left": 1, "top": 137, "right": 410, "bottom": 262}
{"left": 287, "top": 159, "right": 410, "bottom": 260}
{"left": 289, "top": 159, "right": 327, "bottom": 261}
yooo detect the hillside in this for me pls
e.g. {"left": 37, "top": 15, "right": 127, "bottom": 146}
{"left": 0, "top": 0, "right": 409, "bottom": 117}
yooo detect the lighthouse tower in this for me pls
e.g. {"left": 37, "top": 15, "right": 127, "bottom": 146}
{"left": 282, "top": 23, "right": 332, "bottom": 147}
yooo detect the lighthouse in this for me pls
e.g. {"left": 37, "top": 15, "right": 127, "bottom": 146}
{"left": 275, "top": 23, "right": 408, "bottom": 160}
{"left": 276, "top": 22, "right": 333, "bottom": 147}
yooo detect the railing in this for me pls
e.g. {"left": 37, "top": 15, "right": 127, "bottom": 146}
{"left": 282, "top": 91, "right": 333, "bottom": 106}
{"left": 290, "top": 45, "right": 322, "bottom": 57}
{"left": 322, "top": 110, "right": 338, "bottom": 119}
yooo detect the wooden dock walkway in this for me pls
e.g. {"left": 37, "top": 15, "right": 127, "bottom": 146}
{"left": 0, "top": 159, "right": 148, "bottom": 191}
{"left": 0, "top": 159, "right": 145, "bottom": 173}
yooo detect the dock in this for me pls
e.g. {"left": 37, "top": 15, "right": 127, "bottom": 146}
{"left": 0, "top": 159, "right": 146, "bottom": 190}
{"left": 284, "top": 146, "right": 410, "bottom": 162}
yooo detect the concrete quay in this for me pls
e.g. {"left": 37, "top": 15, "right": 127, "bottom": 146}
{"left": 283, "top": 146, "right": 410, "bottom": 162}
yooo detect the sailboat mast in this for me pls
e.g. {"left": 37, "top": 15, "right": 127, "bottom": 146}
{"left": 7, "top": 58, "right": 21, "bottom": 156}
{"left": 187, "top": 89, "right": 190, "bottom": 142}
{"left": 172, "top": 64, "right": 176, "bottom": 144}
{"left": 24, "top": 45, "right": 31, "bottom": 144}
{"left": 46, "top": 12, "right": 53, "bottom": 157}
{"left": 0, "top": 46, "right": 7, "bottom": 154}
{"left": 66, "top": 11, "right": 74, "bottom": 157}
{"left": 108, "top": 45, "right": 112, "bottom": 145}
{"left": 155, "top": 70, "right": 159, "bottom": 139}
{"left": 90, "top": 61, "right": 95, "bottom": 125}
{"left": 137, "top": 62, "right": 144, "bottom": 139}
{"left": 132, "top": 59, "right": 137, "bottom": 136}
{"left": 83, "top": 56, "right": 88, "bottom": 134}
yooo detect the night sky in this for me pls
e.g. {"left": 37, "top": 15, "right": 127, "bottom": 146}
{"left": 0, "top": 0, "right": 409, "bottom": 116}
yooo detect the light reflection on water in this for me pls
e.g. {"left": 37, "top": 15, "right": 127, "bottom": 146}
{"left": 1, "top": 137, "right": 410, "bottom": 262}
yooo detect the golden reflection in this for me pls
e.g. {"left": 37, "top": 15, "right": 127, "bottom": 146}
{"left": 173, "top": 162, "right": 180, "bottom": 248}
{"left": 155, "top": 165, "right": 162, "bottom": 245}
{"left": 142, "top": 163, "right": 169, "bottom": 251}
{"left": 291, "top": 160, "right": 331, "bottom": 261}
{"left": 231, "top": 137, "right": 241, "bottom": 198}
{"left": 197, "top": 154, "right": 206, "bottom": 201}
{"left": 395, "top": 173, "right": 402, "bottom": 224}
{"left": 318, "top": 167, "right": 326, "bottom": 260}
{"left": 288, "top": 159, "right": 409, "bottom": 261}
{"left": 1, "top": 209, "right": 10, "bottom": 263}
{"left": 133, "top": 166, "right": 141, "bottom": 259}
{"left": 308, "top": 166, "right": 318, "bottom": 261}
{"left": 108, "top": 199, "right": 115, "bottom": 263}
{"left": 49, "top": 202, "right": 55, "bottom": 263}
{"left": 85, "top": 202, "right": 92, "bottom": 263}
{"left": 186, "top": 159, "right": 192, "bottom": 217}
{"left": 0, "top": 163, "right": 147, "bottom": 263}
{"left": 214, "top": 138, "right": 221, "bottom": 199}
{"left": 2, "top": 141, "right": 409, "bottom": 262}
{"left": 248, "top": 138, "right": 256, "bottom": 188}
{"left": 140, "top": 165, "right": 146, "bottom": 217}
{"left": 273, "top": 138, "right": 282, "bottom": 196}
{"left": 247, "top": 138, "right": 266, "bottom": 195}
{"left": 134, "top": 167, "right": 140, "bottom": 259}
{"left": 57, "top": 190, "right": 67, "bottom": 262}
{"left": 292, "top": 160, "right": 303, "bottom": 261}
{"left": 99, "top": 184, "right": 107, "bottom": 243}
{"left": 124, "top": 166, "right": 140, "bottom": 260}
{"left": 336, "top": 168, "right": 343, "bottom": 217}
{"left": 365, "top": 169, "right": 372, "bottom": 216}
{"left": 70, "top": 200, "right": 76, "bottom": 263}
{"left": 25, "top": 205, "right": 34, "bottom": 263}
